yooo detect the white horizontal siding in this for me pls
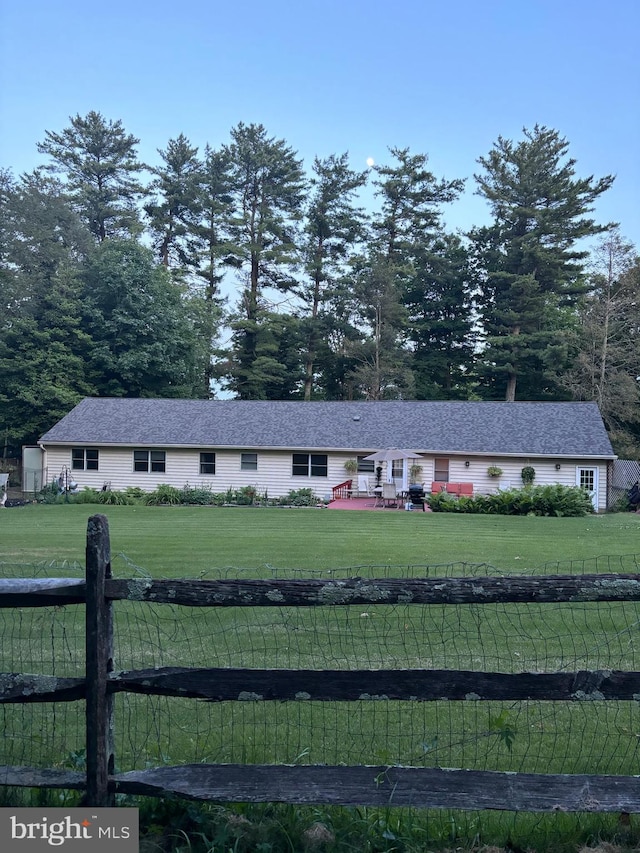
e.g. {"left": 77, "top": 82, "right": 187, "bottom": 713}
{"left": 418, "top": 455, "right": 608, "bottom": 511}
{"left": 41, "top": 446, "right": 609, "bottom": 510}
{"left": 43, "top": 446, "right": 359, "bottom": 499}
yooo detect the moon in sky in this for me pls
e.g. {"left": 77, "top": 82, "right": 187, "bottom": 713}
{"left": 366, "top": 157, "right": 375, "bottom": 167}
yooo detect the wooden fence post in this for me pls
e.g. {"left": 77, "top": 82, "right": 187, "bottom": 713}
{"left": 85, "top": 513, "right": 115, "bottom": 806}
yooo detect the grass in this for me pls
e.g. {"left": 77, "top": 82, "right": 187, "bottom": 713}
{"left": 2, "top": 503, "right": 640, "bottom": 572}
{"left": 2, "top": 504, "right": 640, "bottom": 851}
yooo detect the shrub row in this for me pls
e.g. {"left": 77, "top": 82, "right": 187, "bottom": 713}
{"left": 426, "top": 484, "right": 594, "bottom": 517}
{"left": 40, "top": 483, "right": 322, "bottom": 508}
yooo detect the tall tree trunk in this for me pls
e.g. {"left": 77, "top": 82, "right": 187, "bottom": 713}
{"left": 304, "top": 246, "right": 322, "bottom": 401}
{"left": 505, "top": 324, "right": 520, "bottom": 401}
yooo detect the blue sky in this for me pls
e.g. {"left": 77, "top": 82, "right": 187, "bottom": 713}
{"left": 1, "top": 0, "right": 638, "bottom": 243}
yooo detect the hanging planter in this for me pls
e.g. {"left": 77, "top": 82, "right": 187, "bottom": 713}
{"left": 409, "top": 463, "right": 423, "bottom": 484}
{"left": 521, "top": 466, "right": 536, "bottom": 486}
{"left": 343, "top": 459, "right": 358, "bottom": 476}
{"left": 487, "top": 466, "right": 503, "bottom": 478}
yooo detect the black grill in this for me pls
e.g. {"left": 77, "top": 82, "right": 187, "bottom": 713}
{"left": 408, "top": 484, "right": 426, "bottom": 511}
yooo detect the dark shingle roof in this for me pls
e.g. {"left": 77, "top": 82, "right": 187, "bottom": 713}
{"left": 38, "top": 398, "right": 615, "bottom": 458}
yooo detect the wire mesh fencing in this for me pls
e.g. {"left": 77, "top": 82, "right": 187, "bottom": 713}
{"left": 1, "top": 554, "right": 640, "bottom": 780}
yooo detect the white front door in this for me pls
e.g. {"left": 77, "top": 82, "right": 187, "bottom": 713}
{"left": 576, "top": 467, "right": 599, "bottom": 511}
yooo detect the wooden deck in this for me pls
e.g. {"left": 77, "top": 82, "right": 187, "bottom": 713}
{"left": 328, "top": 497, "right": 431, "bottom": 512}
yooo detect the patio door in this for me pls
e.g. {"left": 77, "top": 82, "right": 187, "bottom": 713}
{"left": 576, "top": 467, "right": 599, "bottom": 511}
{"left": 391, "top": 459, "right": 406, "bottom": 490}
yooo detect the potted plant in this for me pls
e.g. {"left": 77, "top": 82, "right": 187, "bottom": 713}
{"left": 409, "top": 463, "right": 423, "bottom": 484}
{"left": 521, "top": 465, "right": 536, "bottom": 486}
{"left": 343, "top": 459, "right": 358, "bottom": 476}
{"left": 487, "top": 465, "right": 503, "bottom": 478}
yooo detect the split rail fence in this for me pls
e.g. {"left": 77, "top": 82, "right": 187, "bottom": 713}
{"left": 2, "top": 514, "right": 640, "bottom": 811}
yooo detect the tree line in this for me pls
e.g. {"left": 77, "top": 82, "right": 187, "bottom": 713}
{"left": 1, "top": 112, "right": 638, "bottom": 457}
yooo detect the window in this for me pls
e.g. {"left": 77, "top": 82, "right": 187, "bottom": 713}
{"left": 134, "top": 450, "right": 166, "bottom": 473}
{"left": 241, "top": 452, "right": 258, "bottom": 471}
{"left": 434, "top": 457, "right": 449, "bottom": 482}
{"left": 200, "top": 452, "right": 216, "bottom": 475}
{"left": 357, "top": 456, "right": 374, "bottom": 473}
{"left": 579, "top": 468, "right": 595, "bottom": 491}
{"left": 72, "top": 448, "right": 99, "bottom": 471}
{"left": 292, "top": 453, "right": 328, "bottom": 477}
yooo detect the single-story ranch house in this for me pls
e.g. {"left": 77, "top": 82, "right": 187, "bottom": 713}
{"left": 27, "top": 398, "right": 615, "bottom": 511}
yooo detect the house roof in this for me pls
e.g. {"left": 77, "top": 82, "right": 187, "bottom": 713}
{"left": 39, "top": 398, "right": 615, "bottom": 459}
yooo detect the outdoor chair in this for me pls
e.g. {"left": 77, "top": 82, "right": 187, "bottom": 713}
{"left": 357, "top": 475, "right": 374, "bottom": 497}
{"left": 381, "top": 482, "right": 398, "bottom": 507}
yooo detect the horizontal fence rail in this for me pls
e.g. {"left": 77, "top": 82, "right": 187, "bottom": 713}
{"left": 4, "top": 573, "right": 640, "bottom": 607}
{"left": 1, "top": 514, "right": 640, "bottom": 812}
{"left": 3, "top": 668, "right": 640, "bottom": 704}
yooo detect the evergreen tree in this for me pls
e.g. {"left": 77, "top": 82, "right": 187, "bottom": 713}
{"left": 37, "top": 111, "right": 144, "bottom": 242}
{"left": 405, "top": 232, "right": 476, "bottom": 399}
{"left": 299, "top": 153, "right": 368, "bottom": 399}
{"left": 344, "top": 148, "right": 464, "bottom": 400}
{"left": 346, "top": 256, "right": 414, "bottom": 400}
{"left": 222, "top": 309, "right": 305, "bottom": 399}
{"left": 222, "top": 123, "right": 306, "bottom": 398}
{"left": 372, "top": 147, "right": 464, "bottom": 264}
{"left": 144, "top": 133, "right": 203, "bottom": 270}
{"left": 193, "top": 145, "right": 234, "bottom": 396}
{"left": 473, "top": 125, "right": 615, "bottom": 401}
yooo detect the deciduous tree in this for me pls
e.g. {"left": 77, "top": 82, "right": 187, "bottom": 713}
{"left": 563, "top": 230, "right": 640, "bottom": 455}
{"left": 0, "top": 171, "right": 94, "bottom": 450}
{"left": 81, "top": 240, "right": 201, "bottom": 398}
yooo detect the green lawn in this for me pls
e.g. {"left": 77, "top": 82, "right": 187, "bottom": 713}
{"left": 2, "top": 503, "right": 640, "bottom": 574}
{"left": 2, "top": 503, "right": 640, "bottom": 848}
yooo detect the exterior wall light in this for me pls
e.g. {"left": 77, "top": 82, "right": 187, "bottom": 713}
{"left": 555, "top": 463, "right": 561, "bottom": 470}
{"left": 464, "top": 460, "right": 470, "bottom": 467}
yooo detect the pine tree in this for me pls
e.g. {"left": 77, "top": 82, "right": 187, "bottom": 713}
{"left": 473, "top": 125, "right": 615, "bottom": 401}
{"left": 299, "top": 153, "right": 368, "bottom": 399}
{"left": 345, "top": 148, "right": 464, "bottom": 400}
{"left": 144, "top": 133, "right": 203, "bottom": 270}
{"left": 222, "top": 123, "right": 306, "bottom": 398}
{"left": 405, "top": 232, "right": 476, "bottom": 399}
{"left": 37, "top": 111, "right": 144, "bottom": 242}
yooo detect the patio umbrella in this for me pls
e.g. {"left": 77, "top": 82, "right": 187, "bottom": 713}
{"left": 363, "top": 449, "right": 423, "bottom": 463}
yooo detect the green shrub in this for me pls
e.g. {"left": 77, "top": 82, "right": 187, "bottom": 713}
{"left": 427, "top": 484, "right": 593, "bottom": 517}
{"left": 38, "top": 481, "right": 64, "bottom": 503}
{"left": 143, "top": 484, "right": 183, "bottom": 505}
{"left": 71, "top": 488, "right": 135, "bottom": 505}
{"left": 97, "top": 489, "right": 136, "bottom": 505}
{"left": 124, "top": 487, "right": 146, "bottom": 501}
{"left": 179, "top": 483, "right": 219, "bottom": 505}
{"left": 278, "top": 488, "right": 317, "bottom": 506}
{"left": 69, "top": 488, "right": 102, "bottom": 504}
{"left": 235, "top": 485, "right": 257, "bottom": 505}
